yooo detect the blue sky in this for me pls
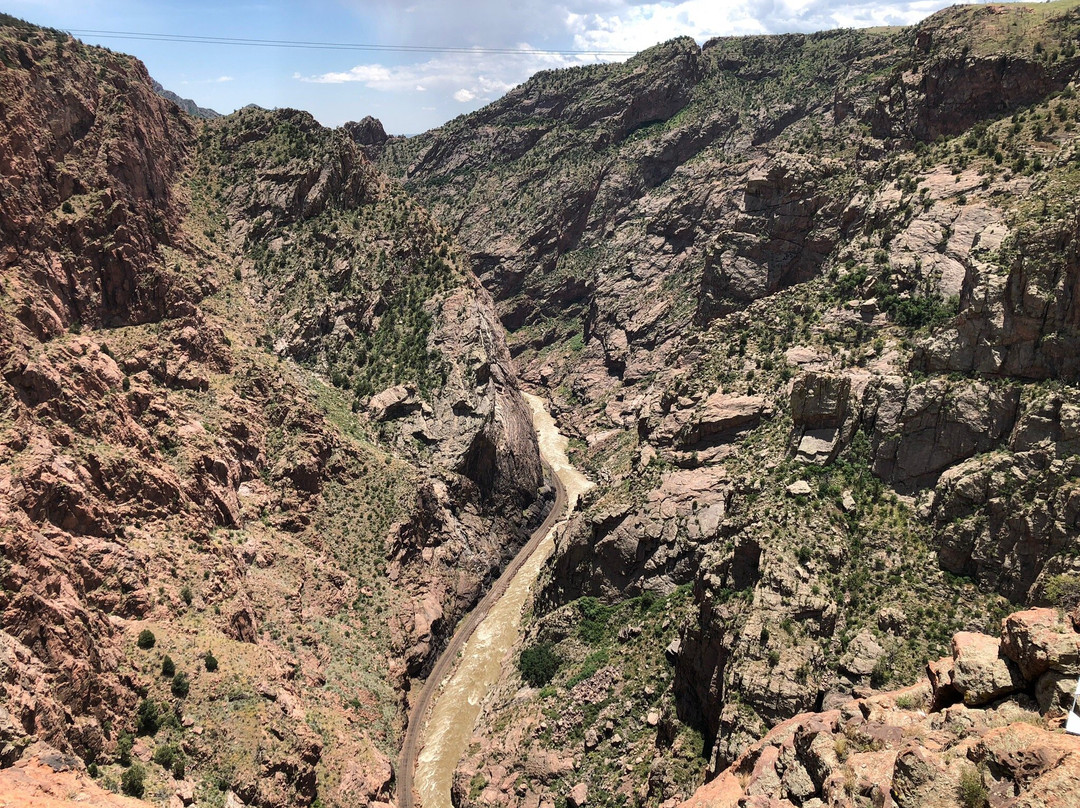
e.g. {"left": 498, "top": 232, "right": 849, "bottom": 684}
{"left": 7, "top": 1, "right": 1007, "bottom": 134}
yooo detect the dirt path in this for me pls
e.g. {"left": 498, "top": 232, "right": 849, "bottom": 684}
{"left": 396, "top": 395, "right": 590, "bottom": 808}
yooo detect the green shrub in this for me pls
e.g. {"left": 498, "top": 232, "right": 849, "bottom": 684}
{"left": 834, "top": 265, "right": 868, "bottom": 299}
{"left": 171, "top": 671, "right": 190, "bottom": 698}
{"left": 870, "top": 657, "right": 891, "bottom": 690}
{"left": 121, "top": 763, "right": 146, "bottom": 797}
{"left": 576, "top": 597, "right": 614, "bottom": 645}
{"left": 566, "top": 649, "right": 609, "bottom": 688}
{"left": 136, "top": 629, "right": 156, "bottom": 650}
{"left": 203, "top": 651, "right": 218, "bottom": 672}
{"left": 115, "top": 732, "right": 133, "bottom": 765}
{"left": 957, "top": 766, "right": 988, "bottom": 808}
{"left": 153, "top": 742, "right": 185, "bottom": 779}
{"left": 61, "top": 200, "right": 74, "bottom": 214}
{"left": 180, "top": 585, "right": 193, "bottom": 606}
{"left": 135, "top": 699, "right": 160, "bottom": 736}
{"left": 518, "top": 642, "right": 561, "bottom": 687}
{"left": 896, "top": 693, "right": 920, "bottom": 710}
{"left": 161, "top": 655, "right": 175, "bottom": 677}
{"left": 469, "top": 773, "right": 487, "bottom": 800}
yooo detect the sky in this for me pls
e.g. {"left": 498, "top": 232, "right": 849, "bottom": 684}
{"left": 6, "top": 0, "right": 1016, "bottom": 134}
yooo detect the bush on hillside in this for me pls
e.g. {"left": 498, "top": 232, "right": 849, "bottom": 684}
{"left": 518, "top": 642, "right": 561, "bottom": 687}
{"left": 121, "top": 763, "right": 146, "bottom": 797}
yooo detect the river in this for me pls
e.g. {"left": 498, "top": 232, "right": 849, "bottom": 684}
{"left": 411, "top": 393, "right": 593, "bottom": 808}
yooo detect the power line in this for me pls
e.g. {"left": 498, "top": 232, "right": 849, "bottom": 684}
{"left": 65, "top": 28, "right": 638, "bottom": 57}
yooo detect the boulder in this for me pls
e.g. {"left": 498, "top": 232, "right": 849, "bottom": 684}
{"left": 1035, "top": 670, "right": 1077, "bottom": 714}
{"left": 951, "top": 632, "right": 1023, "bottom": 706}
{"left": 1000, "top": 608, "right": 1080, "bottom": 681}
{"left": 795, "top": 430, "right": 840, "bottom": 465}
{"left": 876, "top": 607, "right": 908, "bottom": 635}
{"left": 840, "top": 490, "right": 857, "bottom": 513}
{"left": 786, "top": 480, "right": 812, "bottom": 497}
{"left": 891, "top": 744, "right": 949, "bottom": 808}
{"left": 840, "top": 630, "right": 885, "bottom": 678}
{"left": 368, "top": 385, "right": 417, "bottom": 421}
{"left": 568, "top": 782, "right": 588, "bottom": 808}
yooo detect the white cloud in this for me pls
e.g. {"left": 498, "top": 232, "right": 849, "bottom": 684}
{"left": 566, "top": 0, "right": 963, "bottom": 52}
{"left": 300, "top": 63, "right": 394, "bottom": 84}
{"left": 296, "top": 45, "right": 596, "bottom": 105}
{"left": 215, "top": 75, "right": 234, "bottom": 83}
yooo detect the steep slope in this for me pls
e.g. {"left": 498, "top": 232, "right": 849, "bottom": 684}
{"left": 380, "top": 2, "right": 1080, "bottom": 805}
{"left": 384, "top": 3, "right": 1080, "bottom": 392}
{"left": 0, "top": 15, "right": 542, "bottom": 808}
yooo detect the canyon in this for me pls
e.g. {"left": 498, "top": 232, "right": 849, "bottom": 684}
{"left": 1, "top": 2, "right": 1080, "bottom": 808}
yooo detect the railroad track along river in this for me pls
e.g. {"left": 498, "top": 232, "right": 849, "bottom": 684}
{"left": 396, "top": 393, "right": 592, "bottom": 808}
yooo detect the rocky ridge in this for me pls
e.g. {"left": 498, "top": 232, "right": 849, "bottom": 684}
{"left": 151, "top": 81, "right": 221, "bottom": 121}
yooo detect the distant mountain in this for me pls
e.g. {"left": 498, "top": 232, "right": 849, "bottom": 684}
{"left": 151, "top": 78, "right": 221, "bottom": 119}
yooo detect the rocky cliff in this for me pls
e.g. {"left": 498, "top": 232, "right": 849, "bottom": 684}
{"left": 381, "top": 2, "right": 1080, "bottom": 805}
{"left": 0, "top": 14, "right": 542, "bottom": 808}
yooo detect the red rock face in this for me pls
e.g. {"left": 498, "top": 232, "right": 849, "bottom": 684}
{"left": 0, "top": 753, "right": 148, "bottom": 808}
{"left": 0, "top": 26, "right": 197, "bottom": 337}
{"left": 0, "top": 25, "right": 200, "bottom": 768}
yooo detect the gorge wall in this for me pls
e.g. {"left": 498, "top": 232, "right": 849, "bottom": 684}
{"left": 0, "top": 14, "right": 542, "bottom": 808}
{"left": 378, "top": 2, "right": 1080, "bottom": 806}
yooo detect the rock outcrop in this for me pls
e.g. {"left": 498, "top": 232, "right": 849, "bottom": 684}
{"left": 0, "top": 21, "right": 198, "bottom": 338}
{"left": 343, "top": 116, "right": 389, "bottom": 150}
{"left": 681, "top": 607, "right": 1080, "bottom": 808}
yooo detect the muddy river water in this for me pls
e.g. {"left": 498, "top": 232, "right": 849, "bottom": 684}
{"left": 414, "top": 394, "right": 593, "bottom": 808}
